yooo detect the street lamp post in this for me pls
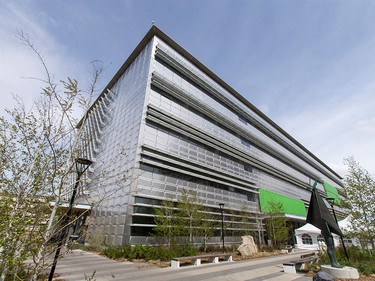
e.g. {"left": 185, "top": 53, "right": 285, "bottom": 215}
{"left": 326, "top": 197, "right": 349, "bottom": 260}
{"left": 219, "top": 203, "right": 225, "bottom": 252}
{"left": 48, "top": 158, "right": 92, "bottom": 281}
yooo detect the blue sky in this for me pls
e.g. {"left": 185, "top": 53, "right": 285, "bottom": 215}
{"left": 1, "top": 0, "right": 375, "bottom": 177}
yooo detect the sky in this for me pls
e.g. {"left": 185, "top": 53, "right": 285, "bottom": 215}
{"left": 1, "top": 0, "right": 374, "bottom": 177}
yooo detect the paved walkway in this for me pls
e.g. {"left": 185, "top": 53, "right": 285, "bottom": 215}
{"left": 53, "top": 250, "right": 313, "bottom": 281}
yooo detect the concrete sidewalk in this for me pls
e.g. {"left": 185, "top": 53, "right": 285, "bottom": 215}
{"left": 53, "top": 250, "right": 313, "bottom": 281}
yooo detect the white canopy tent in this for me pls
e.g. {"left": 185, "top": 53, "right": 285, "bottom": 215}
{"left": 295, "top": 223, "right": 329, "bottom": 250}
{"left": 294, "top": 218, "right": 354, "bottom": 250}
{"left": 337, "top": 216, "right": 361, "bottom": 247}
{"left": 295, "top": 223, "right": 321, "bottom": 235}
{"left": 337, "top": 215, "right": 351, "bottom": 232}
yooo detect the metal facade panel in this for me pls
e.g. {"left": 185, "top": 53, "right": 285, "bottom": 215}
{"left": 79, "top": 29, "right": 343, "bottom": 245}
{"left": 80, "top": 39, "right": 154, "bottom": 245}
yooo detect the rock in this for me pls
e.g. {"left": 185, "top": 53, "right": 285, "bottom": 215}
{"left": 237, "top": 235, "right": 258, "bottom": 256}
{"left": 313, "top": 271, "right": 334, "bottom": 281}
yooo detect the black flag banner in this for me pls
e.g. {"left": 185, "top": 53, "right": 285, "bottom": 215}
{"left": 306, "top": 187, "right": 343, "bottom": 236}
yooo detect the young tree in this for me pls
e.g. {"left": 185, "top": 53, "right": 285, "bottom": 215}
{"left": 199, "top": 207, "right": 218, "bottom": 252}
{"left": 238, "top": 204, "right": 264, "bottom": 246}
{"left": 264, "top": 201, "right": 289, "bottom": 248}
{"left": 176, "top": 189, "right": 204, "bottom": 245}
{"left": 343, "top": 156, "right": 375, "bottom": 250}
{"left": 153, "top": 199, "right": 179, "bottom": 248}
{"left": 153, "top": 190, "right": 218, "bottom": 249}
{"left": 0, "top": 32, "right": 109, "bottom": 280}
{"left": 239, "top": 204, "right": 254, "bottom": 236}
{"left": 0, "top": 83, "right": 88, "bottom": 280}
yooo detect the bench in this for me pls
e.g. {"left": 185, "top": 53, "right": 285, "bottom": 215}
{"left": 283, "top": 252, "right": 317, "bottom": 274}
{"left": 171, "top": 253, "right": 233, "bottom": 269}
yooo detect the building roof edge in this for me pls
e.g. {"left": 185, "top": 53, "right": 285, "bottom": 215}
{"left": 77, "top": 25, "right": 343, "bottom": 182}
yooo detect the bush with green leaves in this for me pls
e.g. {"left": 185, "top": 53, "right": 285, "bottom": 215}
{"left": 198, "top": 245, "right": 221, "bottom": 253}
{"left": 172, "top": 244, "right": 197, "bottom": 257}
{"left": 102, "top": 244, "right": 198, "bottom": 262}
{"left": 317, "top": 246, "right": 375, "bottom": 276}
{"left": 102, "top": 244, "right": 132, "bottom": 260}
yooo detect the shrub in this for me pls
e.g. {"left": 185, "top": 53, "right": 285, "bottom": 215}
{"left": 130, "top": 244, "right": 145, "bottom": 259}
{"left": 317, "top": 246, "right": 375, "bottom": 276}
{"left": 174, "top": 244, "right": 197, "bottom": 257}
{"left": 102, "top": 244, "right": 198, "bottom": 262}
{"left": 102, "top": 244, "right": 132, "bottom": 259}
{"left": 199, "top": 245, "right": 224, "bottom": 253}
{"left": 86, "top": 228, "right": 105, "bottom": 252}
{"left": 259, "top": 245, "right": 275, "bottom": 252}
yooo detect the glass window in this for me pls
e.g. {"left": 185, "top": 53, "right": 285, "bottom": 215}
{"left": 135, "top": 196, "right": 162, "bottom": 206}
{"left": 241, "top": 139, "right": 251, "bottom": 148}
{"left": 132, "top": 216, "right": 155, "bottom": 224}
{"left": 131, "top": 226, "right": 153, "bottom": 236}
{"left": 247, "top": 193, "right": 255, "bottom": 202}
{"left": 317, "top": 235, "right": 325, "bottom": 242}
{"left": 302, "top": 234, "right": 313, "bottom": 245}
{"left": 238, "top": 116, "right": 247, "bottom": 125}
{"left": 134, "top": 206, "right": 154, "bottom": 214}
{"left": 244, "top": 164, "right": 253, "bottom": 172}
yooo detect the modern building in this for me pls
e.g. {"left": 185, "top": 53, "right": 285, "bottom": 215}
{"left": 76, "top": 26, "right": 344, "bottom": 246}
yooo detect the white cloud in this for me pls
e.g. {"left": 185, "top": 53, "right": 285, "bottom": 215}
{"left": 274, "top": 81, "right": 375, "bottom": 176}
{"left": 0, "top": 2, "right": 87, "bottom": 113}
{"left": 1, "top": 0, "right": 374, "bottom": 179}
{"left": 357, "top": 116, "right": 375, "bottom": 135}
{"left": 328, "top": 163, "right": 349, "bottom": 178}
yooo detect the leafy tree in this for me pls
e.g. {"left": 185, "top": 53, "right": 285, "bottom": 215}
{"left": 343, "top": 156, "right": 375, "bottom": 250}
{"left": 264, "top": 201, "right": 289, "bottom": 247}
{"left": 238, "top": 204, "right": 254, "bottom": 236}
{"left": 0, "top": 81, "right": 86, "bottom": 280}
{"left": 176, "top": 189, "right": 203, "bottom": 245}
{"left": 153, "top": 190, "right": 219, "bottom": 249}
{"left": 238, "top": 204, "right": 264, "bottom": 246}
{"left": 0, "top": 32, "right": 113, "bottom": 280}
{"left": 199, "top": 206, "right": 218, "bottom": 251}
{"left": 153, "top": 199, "right": 179, "bottom": 248}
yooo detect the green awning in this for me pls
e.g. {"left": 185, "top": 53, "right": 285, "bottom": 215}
{"left": 259, "top": 188, "right": 307, "bottom": 217}
{"left": 323, "top": 182, "right": 340, "bottom": 204}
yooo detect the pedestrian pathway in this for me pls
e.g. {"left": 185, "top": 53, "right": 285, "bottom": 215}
{"left": 53, "top": 250, "right": 313, "bottom": 281}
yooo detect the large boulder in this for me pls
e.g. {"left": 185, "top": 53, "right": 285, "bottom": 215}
{"left": 237, "top": 235, "right": 258, "bottom": 256}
